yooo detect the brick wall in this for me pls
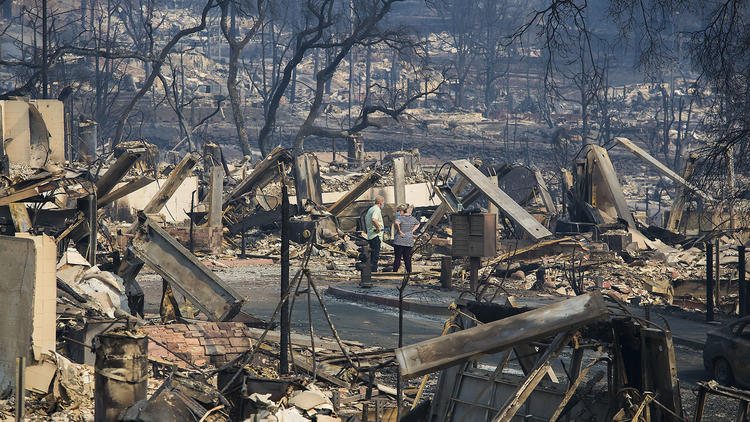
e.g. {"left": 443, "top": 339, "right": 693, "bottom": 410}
{"left": 142, "top": 322, "right": 255, "bottom": 368}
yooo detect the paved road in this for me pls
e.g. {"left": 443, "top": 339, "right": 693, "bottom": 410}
{"left": 137, "top": 265, "right": 444, "bottom": 348}
{"left": 137, "top": 263, "right": 710, "bottom": 383}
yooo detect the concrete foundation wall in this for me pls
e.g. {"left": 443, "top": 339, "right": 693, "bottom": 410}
{"left": 30, "top": 100, "right": 65, "bottom": 163}
{"left": 1, "top": 100, "right": 65, "bottom": 165}
{"left": 113, "top": 176, "right": 198, "bottom": 224}
{"left": 0, "top": 234, "right": 56, "bottom": 397}
{"left": 293, "top": 182, "right": 440, "bottom": 208}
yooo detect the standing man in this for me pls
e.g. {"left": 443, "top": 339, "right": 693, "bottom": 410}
{"left": 365, "top": 195, "right": 385, "bottom": 273}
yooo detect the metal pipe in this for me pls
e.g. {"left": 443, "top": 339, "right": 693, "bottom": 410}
{"left": 280, "top": 184, "right": 290, "bottom": 374}
{"left": 189, "top": 191, "right": 195, "bottom": 253}
{"left": 15, "top": 356, "right": 25, "bottom": 422}
{"left": 240, "top": 219, "right": 246, "bottom": 258}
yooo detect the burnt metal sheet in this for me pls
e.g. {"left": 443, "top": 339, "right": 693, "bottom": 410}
{"left": 293, "top": 153, "right": 323, "bottom": 208}
{"left": 666, "top": 154, "right": 698, "bottom": 232}
{"left": 640, "top": 327, "right": 683, "bottom": 421}
{"left": 424, "top": 176, "right": 468, "bottom": 231}
{"left": 498, "top": 166, "right": 536, "bottom": 205}
{"left": 130, "top": 216, "right": 244, "bottom": 321}
{"left": 395, "top": 292, "right": 608, "bottom": 379}
{"left": 449, "top": 160, "right": 552, "bottom": 241}
{"left": 614, "top": 137, "right": 713, "bottom": 202}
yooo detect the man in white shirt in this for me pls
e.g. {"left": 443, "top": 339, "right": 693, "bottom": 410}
{"left": 364, "top": 195, "right": 385, "bottom": 273}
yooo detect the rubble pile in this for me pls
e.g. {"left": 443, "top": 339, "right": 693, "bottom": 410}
{"left": 2, "top": 96, "right": 750, "bottom": 421}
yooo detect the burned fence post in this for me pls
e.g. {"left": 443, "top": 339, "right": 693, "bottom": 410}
{"left": 706, "top": 242, "right": 715, "bottom": 322}
{"left": 94, "top": 330, "right": 148, "bottom": 422}
{"left": 280, "top": 183, "right": 290, "bottom": 375}
{"left": 189, "top": 191, "right": 195, "bottom": 253}
{"left": 440, "top": 256, "right": 452, "bottom": 289}
{"left": 740, "top": 244, "right": 747, "bottom": 317}
{"left": 88, "top": 192, "right": 96, "bottom": 265}
{"left": 469, "top": 257, "right": 480, "bottom": 292}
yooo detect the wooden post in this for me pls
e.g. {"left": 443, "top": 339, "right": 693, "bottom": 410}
{"left": 440, "top": 257, "right": 452, "bottom": 289}
{"left": 280, "top": 184, "right": 290, "bottom": 374}
{"left": 706, "top": 242, "right": 714, "bottom": 322}
{"left": 88, "top": 193, "right": 97, "bottom": 265}
{"left": 737, "top": 401, "right": 749, "bottom": 422}
{"left": 359, "top": 242, "right": 372, "bottom": 288}
{"left": 469, "top": 257, "right": 480, "bottom": 292}
{"left": 693, "top": 386, "right": 707, "bottom": 422}
{"left": 207, "top": 165, "right": 224, "bottom": 228}
{"left": 189, "top": 192, "right": 195, "bottom": 253}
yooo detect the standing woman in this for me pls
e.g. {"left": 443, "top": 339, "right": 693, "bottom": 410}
{"left": 393, "top": 204, "right": 419, "bottom": 273}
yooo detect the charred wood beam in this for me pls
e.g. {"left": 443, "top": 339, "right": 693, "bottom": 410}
{"left": 395, "top": 292, "right": 608, "bottom": 379}
{"left": 97, "top": 176, "right": 154, "bottom": 208}
{"left": 224, "top": 146, "right": 292, "bottom": 208}
{"left": 95, "top": 149, "right": 144, "bottom": 198}
{"left": 141, "top": 153, "right": 198, "bottom": 216}
{"left": 327, "top": 172, "right": 381, "bottom": 217}
{"left": 614, "top": 137, "right": 712, "bottom": 202}
{"left": 449, "top": 159, "right": 552, "bottom": 241}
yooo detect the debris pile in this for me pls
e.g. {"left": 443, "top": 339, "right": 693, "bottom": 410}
{"left": 2, "top": 97, "right": 750, "bottom": 421}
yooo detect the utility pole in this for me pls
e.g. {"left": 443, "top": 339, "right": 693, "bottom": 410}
{"left": 41, "top": 0, "right": 48, "bottom": 98}
{"left": 279, "top": 183, "right": 290, "bottom": 374}
{"left": 740, "top": 244, "right": 747, "bottom": 317}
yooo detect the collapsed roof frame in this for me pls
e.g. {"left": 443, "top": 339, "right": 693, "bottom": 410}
{"left": 431, "top": 159, "right": 553, "bottom": 242}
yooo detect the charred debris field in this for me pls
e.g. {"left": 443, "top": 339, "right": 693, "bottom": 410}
{"left": 3, "top": 0, "right": 750, "bottom": 421}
